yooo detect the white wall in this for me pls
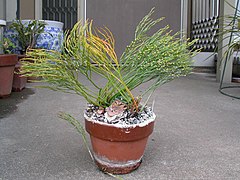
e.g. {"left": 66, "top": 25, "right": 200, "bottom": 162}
{"left": 87, "top": 0, "right": 181, "bottom": 56}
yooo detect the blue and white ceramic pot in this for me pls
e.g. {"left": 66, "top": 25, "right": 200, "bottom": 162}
{"left": 4, "top": 22, "right": 20, "bottom": 54}
{"left": 36, "top": 20, "right": 64, "bottom": 52}
{"left": 0, "top": 20, "right": 6, "bottom": 54}
{"left": 4, "top": 20, "right": 64, "bottom": 54}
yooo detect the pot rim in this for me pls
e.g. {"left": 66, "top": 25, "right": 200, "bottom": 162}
{"left": 0, "top": 54, "right": 18, "bottom": 66}
{"left": 84, "top": 112, "right": 156, "bottom": 129}
{"left": 85, "top": 117, "right": 155, "bottom": 142}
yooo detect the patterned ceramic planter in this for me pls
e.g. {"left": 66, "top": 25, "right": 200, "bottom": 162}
{"left": 35, "top": 20, "right": 64, "bottom": 52}
{"left": 4, "top": 20, "right": 64, "bottom": 54}
{"left": 4, "top": 20, "right": 26, "bottom": 54}
{"left": 0, "top": 20, "right": 6, "bottom": 54}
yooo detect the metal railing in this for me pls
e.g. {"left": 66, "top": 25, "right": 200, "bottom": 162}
{"left": 42, "top": 0, "right": 78, "bottom": 30}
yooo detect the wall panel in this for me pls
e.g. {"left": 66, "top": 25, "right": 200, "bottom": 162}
{"left": 87, "top": 0, "right": 181, "bottom": 56}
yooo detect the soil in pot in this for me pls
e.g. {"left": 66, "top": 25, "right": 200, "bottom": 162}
{"left": 0, "top": 54, "right": 18, "bottom": 98}
{"left": 85, "top": 102, "right": 155, "bottom": 174}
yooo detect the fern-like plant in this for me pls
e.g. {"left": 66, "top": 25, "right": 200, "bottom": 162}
{"left": 20, "top": 9, "right": 198, "bottom": 112}
{"left": 9, "top": 20, "right": 46, "bottom": 54}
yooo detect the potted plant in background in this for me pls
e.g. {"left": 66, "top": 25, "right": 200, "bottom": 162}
{"left": 6, "top": 20, "right": 47, "bottom": 55}
{"left": 4, "top": 20, "right": 47, "bottom": 89}
{"left": 20, "top": 9, "right": 198, "bottom": 174}
{"left": 1, "top": 36, "right": 28, "bottom": 92}
{"left": 0, "top": 23, "right": 18, "bottom": 97}
{"left": 4, "top": 19, "right": 64, "bottom": 54}
{"left": 0, "top": 19, "right": 18, "bottom": 97}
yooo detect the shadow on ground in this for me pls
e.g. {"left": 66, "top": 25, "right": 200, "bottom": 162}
{"left": 0, "top": 88, "right": 35, "bottom": 119}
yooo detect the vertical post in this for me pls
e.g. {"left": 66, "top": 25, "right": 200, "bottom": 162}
{"left": 216, "top": 0, "right": 219, "bottom": 17}
{"left": 17, "top": 0, "right": 20, "bottom": 19}
{"left": 0, "top": 0, "right": 6, "bottom": 20}
{"left": 210, "top": 0, "right": 213, "bottom": 17}
{"left": 192, "top": 0, "right": 195, "bottom": 23}
{"left": 35, "top": 0, "right": 42, "bottom": 20}
{"left": 196, "top": 0, "right": 199, "bottom": 22}
{"left": 181, "top": 0, "right": 189, "bottom": 38}
{"left": 200, "top": 0, "right": 202, "bottom": 22}
{"left": 203, "top": 0, "right": 206, "bottom": 20}
{"left": 217, "top": 0, "right": 235, "bottom": 83}
{"left": 78, "top": 0, "right": 86, "bottom": 23}
{"left": 188, "top": 0, "right": 192, "bottom": 38}
{"left": 212, "top": 0, "right": 215, "bottom": 17}
{"left": 206, "top": 0, "right": 209, "bottom": 20}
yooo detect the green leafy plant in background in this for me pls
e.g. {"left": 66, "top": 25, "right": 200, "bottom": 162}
{"left": 9, "top": 20, "right": 47, "bottom": 54}
{"left": 20, "top": 8, "right": 198, "bottom": 112}
{"left": 0, "top": 37, "right": 16, "bottom": 54}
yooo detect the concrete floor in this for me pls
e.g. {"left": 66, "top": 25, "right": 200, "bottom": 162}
{"left": 0, "top": 73, "right": 240, "bottom": 180}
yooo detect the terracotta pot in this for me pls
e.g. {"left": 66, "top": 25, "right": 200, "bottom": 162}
{"left": 0, "top": 54, "right": 18, "bottom": 97}
{"left": 85, "top": 118, "right": 155, "bottom": 174}
{"left": 12, "top": 55, "right": 27, "bottom": 92}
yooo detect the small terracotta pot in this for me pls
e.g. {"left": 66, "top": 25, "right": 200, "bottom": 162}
{"left": 12, "top": 55, "right": 27, "bottom": 92}
{"left": 85, "top": 118, "right": 154, "bottom": 174}
{"left": 0, "top": 54, "right": 18, "bottom": 97}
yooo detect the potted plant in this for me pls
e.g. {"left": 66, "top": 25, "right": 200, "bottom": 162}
{"left": 5, "top": 20, "right": 48, "bottom": 88}
{"left": 5, "top": 19, "right": 64, "bottom": 54}
{"left": 0, "top": 36, "right": 18, "bottom": 97}
{"left": 20, "top": 9, "right": 198, "bottom": 174}
{"left": 6, "top": 19, "right": 47, "bottom": 55}
{"left": 0, "top": 36, "right": 28, "bottom": 92}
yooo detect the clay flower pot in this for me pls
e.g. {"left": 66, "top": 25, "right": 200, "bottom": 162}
{"left": 0, "top": 54, "right": 18, "bottom": 97}
{"left": 85, "top": 117, "right": 155, "bottom": 174}
{"left": 12, "top": 55, "right": 27, "bottom": 92}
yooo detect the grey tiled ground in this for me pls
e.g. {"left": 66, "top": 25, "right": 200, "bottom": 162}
{"left": 0, "top": 73, "right": 240, "bottom": 179}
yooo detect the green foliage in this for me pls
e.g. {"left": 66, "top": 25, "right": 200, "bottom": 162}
{"left": 20, "top": 9, "right": 198, "bottom": 111}
{"left": 9, "top": 20, "right": 46, "bottom": 54}
{"left": 0, "top": 37, "right": 16, "bottom": 54}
